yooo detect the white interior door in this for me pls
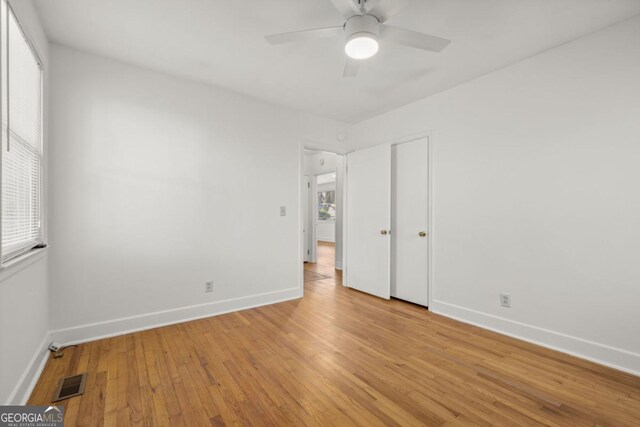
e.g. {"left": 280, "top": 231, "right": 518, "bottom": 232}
{"left": 303, "top": 175, "right": 310, "bottom": 262}
{"left": 391, "top": 138, "right": 429, "bottom": 306}
{"left": 346, "top": 144, "right": 391, "bottom": 299}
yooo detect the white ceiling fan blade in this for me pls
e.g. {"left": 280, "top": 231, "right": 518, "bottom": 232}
{"left": 343, "top": 58, "right": 360, "bottom": 77}
{"left": 365, "top": 0, "right": 403, "bottom": 23}
{"left": 381, "top": 25, "right": 451, "bottom": 52}
{"left": 328, "top": 0, "right": 363, "bottom": 20}
{"left": 265, "top": 26, "right": 343, "bottom": 45}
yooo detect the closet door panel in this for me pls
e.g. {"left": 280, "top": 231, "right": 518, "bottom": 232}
{"left": 392, "top": 138, "right": 429, "bottom": 306}
{"left": 346, "top": 143, "right": 391, "bottom": 299}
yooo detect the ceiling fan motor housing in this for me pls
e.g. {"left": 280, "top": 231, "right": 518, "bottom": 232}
{"left": 344, "top": 14, "right": 380, "bottom": 41}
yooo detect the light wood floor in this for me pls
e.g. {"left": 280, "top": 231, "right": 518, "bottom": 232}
{"left": 30, "top": 242, "right": 640, "bottom": 426}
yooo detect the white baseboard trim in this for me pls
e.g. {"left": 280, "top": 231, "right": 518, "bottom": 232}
{"left": 431, "top": 300, "right": 640, "bottom": 377}
{"left": 335, "top": 261, "right": 343, "bottom": 270}
{"left": 51, "top": 287, "right": 301, "bottom": 346}
{"left": 5, "top": 333, "right": 51, "bottom": 405}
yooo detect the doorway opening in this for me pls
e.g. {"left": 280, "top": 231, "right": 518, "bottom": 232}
{"left": 302, "top": 149, "right": 345, "bottom": 288}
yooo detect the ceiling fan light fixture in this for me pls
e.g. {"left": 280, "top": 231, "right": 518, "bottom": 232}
{"left": 344, "top": 14, "right": 380, "bottom": 60}
{"left": 345, "top": 34, "right": 379, "bottom": 59}
{"left": 264, "top": 1, "right": 452, "bottom": 77}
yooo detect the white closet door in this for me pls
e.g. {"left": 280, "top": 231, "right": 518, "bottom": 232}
{"left": 346, "top": 144, "right": 391, "bottom": 299}
{"left": 391, "top": 138, "right": 429, "bottom": 306}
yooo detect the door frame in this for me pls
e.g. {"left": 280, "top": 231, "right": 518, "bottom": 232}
{"left": 298, "top": 141, "right": 349, "bottom": 297}
{"left": 303, "top": 175, "right": 311, "bottom": 262}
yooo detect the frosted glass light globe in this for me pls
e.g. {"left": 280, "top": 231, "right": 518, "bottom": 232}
{"left": 345, "top": 34, "right": 379, "bottom": 60}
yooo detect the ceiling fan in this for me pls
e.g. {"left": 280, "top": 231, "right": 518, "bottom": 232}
{"left": 265, "top": 0, "right": 451, "bottom": 77}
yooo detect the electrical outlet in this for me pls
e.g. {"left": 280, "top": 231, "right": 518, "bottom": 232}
{"left": 205, "top": 281, "right": 214, "bottom": 293}
{"left": 280, "top": 206, "right": 287, "bottom": 216}
{"left": 500, "top": 293, "right": 511, "bottom": 308}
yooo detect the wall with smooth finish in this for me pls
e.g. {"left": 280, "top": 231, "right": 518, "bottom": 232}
{"left": 316, "top": 222, "right": 335, "bottom": 243}
{"left": 0, "top": 0, "right": 50, "bottom": 405}
{"left": 304, "top": 152, "right": 339, "bottom": 175}
{"left": 352, "top": 15, "right": 640, "bottom": 374}
{"left": 0, "top": 256, "right": 49, "bottom": 404}
{"left": 47, "top": 45, "right": 349, "bottom": 342}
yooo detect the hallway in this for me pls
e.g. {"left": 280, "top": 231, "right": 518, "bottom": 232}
{"left": 304, "top": 241, "right": 341, "bottom": 286}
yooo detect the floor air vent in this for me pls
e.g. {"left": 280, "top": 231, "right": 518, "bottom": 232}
{"left": 53, "top": 373, "right": 87, "bottom": 402}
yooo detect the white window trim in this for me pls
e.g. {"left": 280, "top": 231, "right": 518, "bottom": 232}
{"left": 0, "top": 0, "right": 47, "bottom": 272}
{"left": 0, "top": 245, "right": 46, "bottom": 283}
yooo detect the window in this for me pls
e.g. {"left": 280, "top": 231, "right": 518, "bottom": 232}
{"left": 0, "top": 0, "right": 44, "bottom": 264}
{"left": 318, "top": 191, "right": 336, "bottom": 221}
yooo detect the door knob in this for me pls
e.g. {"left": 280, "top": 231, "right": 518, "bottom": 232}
{"left": 418, "top": 231, "right": 427, "bottom": 237}
{"left": 380, "top": 230, "right": 389, "bottom": 235}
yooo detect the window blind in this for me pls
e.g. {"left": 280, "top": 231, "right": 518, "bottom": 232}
{"left": 1, "top": 0, "right": 44, "bottom": 263}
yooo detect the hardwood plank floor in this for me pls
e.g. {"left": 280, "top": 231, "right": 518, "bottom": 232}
{"left": 30, "top": 243, "right": 640, "bottom": 426}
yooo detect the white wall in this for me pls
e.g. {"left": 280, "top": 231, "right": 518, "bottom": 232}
{"left": 0, "top": 256, "right": 49, "bottom": 404}
{"left": 0, "top": 0, "right": 50, "bottom": 405}
{"left": 352, "top": 15, "right": 640, "bottom": 374}
{"left": 316, "top": 221, "right": 335, "bottom": 243}
{"left": 304, "top": 151, "right": 339, "bottom": 175}
{"left": 48, "top": 45, "right": 349, "bottom": 342}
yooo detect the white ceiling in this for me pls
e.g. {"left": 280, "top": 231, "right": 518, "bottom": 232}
{"left": 33, "top": 0, "right": 640, "bottom": 123}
